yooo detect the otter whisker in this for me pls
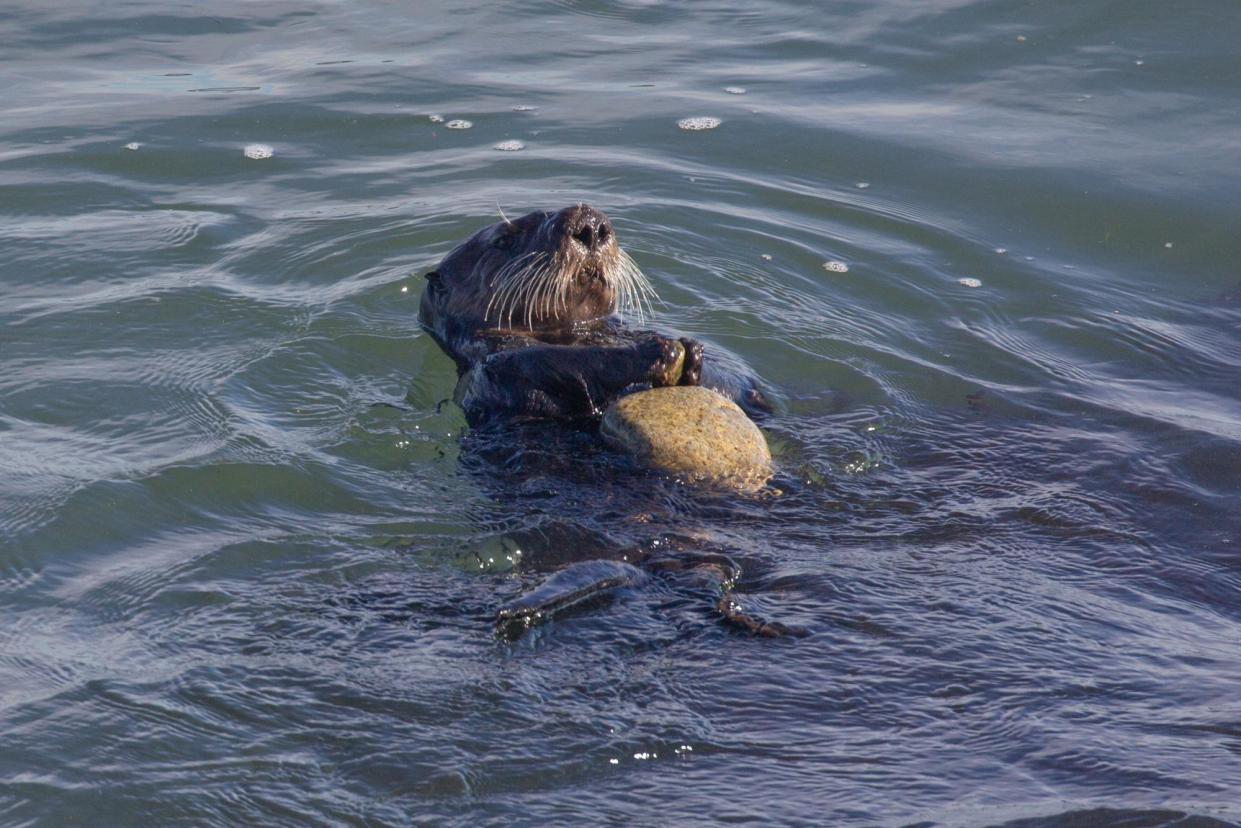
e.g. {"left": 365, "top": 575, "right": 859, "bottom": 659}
{"left": 488, "top": 252, "right": 546, "bottom": 329}
{"left": 490, "top": 250, "right": 535, "bottom": 294}
{"left": 544, "top": 253, "right": 571, "bottom": 322}
{"left": 543, "top": 272, "right": 560, "bottom": 322}
{"left": 515, "top": 257, "right": 553, "bottom": 329}
{"left": 530, "top": 261, "right": 559, "bottom": 326}
{"left": 612, "top": 255, "right": 636, "bottom": 315}
{"left": 500, "top": 257, "right": 538, "bottom": 325}
{"left": 524, "top": 267, "right": 547, "bottom": 328}
{"left": 532, "top": 251, "right": 565, "bottom": 325}
{"left": 552, "top": 251, "right": 575, "bottom": 320}
{"left": 617, "top": 250, "right": 660, "bottom": 323}
{"left": 507, "top": 254, "right": 547, "bottom": 326}
{"left": 498, "top": 272, "right": 528, "bottom": 327}
{"left": 485, "top": 251, "right": 542, "bottom": 326}
{"left": 613, "top": 259, "right": 641, "bottom": 322}
{"left": 534, "top": 256, "right": 558, "bottom": 324}
{"left": 612, "top": 265, "right": 633, "bottom": 320}
{"left": 620, "top": 250, "right": 659, "bottom": 306}
{"left": 554, "top": 257, "right": 571, "bottom": 318}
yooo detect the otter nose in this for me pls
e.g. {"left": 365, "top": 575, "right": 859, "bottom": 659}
{"left": 562, "top": 205, "right": 613, "bottom": 251}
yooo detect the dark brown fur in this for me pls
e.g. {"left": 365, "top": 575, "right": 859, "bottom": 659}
{"left": 417, "top": 205, "right": 771, "bottom": 426}
{"left": 416, "top": 205, "right": 796, "bottom": 637}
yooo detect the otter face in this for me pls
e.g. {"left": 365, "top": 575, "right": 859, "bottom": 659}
{"left": 420, "top": 204, "right": 656, "bottom": 333}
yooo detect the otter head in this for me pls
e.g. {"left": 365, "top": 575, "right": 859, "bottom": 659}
{"left": 419, "top": 204, "right": 655, "bottom": 336}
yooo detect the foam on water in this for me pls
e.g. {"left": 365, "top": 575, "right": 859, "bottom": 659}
{"left": 677, "top": 116, "right": 721, "bottom": 130}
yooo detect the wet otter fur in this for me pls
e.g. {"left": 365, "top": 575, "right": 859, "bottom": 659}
{"left": 417, "top": 205, "right": 802, "bottom": 638}
{"left": 418, "top": 204, "right": 767, "bottom": 425}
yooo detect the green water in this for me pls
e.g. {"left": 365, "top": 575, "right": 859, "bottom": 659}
{"left": 2, "top": 1, "right": 1240, "bottom": 825}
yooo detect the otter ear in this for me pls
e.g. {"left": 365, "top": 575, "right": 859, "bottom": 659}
{"left": 423, "top": 270, "right": 440, "bottom": 283}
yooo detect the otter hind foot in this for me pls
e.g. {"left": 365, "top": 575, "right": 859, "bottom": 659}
{"left": 496, "top": 560, "right": 646, "bottom": 640}
{"left": 716, "top": 596, "right": 810, "bottom": 638}
{"left": 648, "top": 553, "right": 809, "bottom": 639}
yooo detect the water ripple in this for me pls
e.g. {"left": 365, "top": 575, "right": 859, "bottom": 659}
{"left": 3, "top": 0, "right": 1241, "bottom": 824}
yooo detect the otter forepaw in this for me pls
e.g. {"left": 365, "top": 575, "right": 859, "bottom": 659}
{"left": 678, "top": 338, "right": 704, "bottom": 386}
{"left": 641, "top": 336, "right": 686, "bottom": 387}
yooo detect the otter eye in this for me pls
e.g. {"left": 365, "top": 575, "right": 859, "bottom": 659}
{"left": 494, "top": 232, "right": 515, "bottom": 251}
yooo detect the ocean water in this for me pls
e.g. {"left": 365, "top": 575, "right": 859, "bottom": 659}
{"left": 2, "top": 1, "right": 1240, "bottom": 825}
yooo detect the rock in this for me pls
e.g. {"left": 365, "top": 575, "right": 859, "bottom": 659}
{"left": 600, "top": 386, "right": 772, "bottom": 491}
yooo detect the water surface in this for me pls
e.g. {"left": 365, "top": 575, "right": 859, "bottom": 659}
{"left": 3, "top": 1, "right": 1240, "bottom": 825}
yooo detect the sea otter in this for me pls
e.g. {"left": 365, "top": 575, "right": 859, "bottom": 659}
{"left": 418, "top": 203, "right": 767, "bottom": 425}
{"left": 417, "top": 205, "right": 802, "bottom": 638}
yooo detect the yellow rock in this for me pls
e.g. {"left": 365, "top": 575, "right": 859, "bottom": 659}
{"left": 600, "top": 386, "right": 772, "bottom": 491}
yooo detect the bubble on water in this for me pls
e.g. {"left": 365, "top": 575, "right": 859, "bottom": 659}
{"left": 995, "top": 247, "right": 1008, "bottom": 254}
{"left": 724, "top": 86, "right": 747, "bottom": 95}
{"left": 677, "top": 116, "right": 721, "bottom": 131}
{"left": 400, "top": 285, "right": 409, "bottom": 293}
{"left": 494, "top": 140, "right": 525, "bottom": 152}
{"left": 1016, "top": 35, "right": 1027, "bottom": 42}
{"left": 446, "top": 119, "right": 473, "bottom": 129}
{"left": 1135, "top": 60, "right": 1145, "bottom": 66}
{"left": 428, "top": 114, "right": 444, "bottom": 123}
{"left": 958, "top": 277, "right": 982, "bottom": 288}
{"left": 823, "top": 261, "right": 849, "bottom": 273}
{"left": 761, "top": 254, "right": 773, "bottom": 261}
{"left": 1164, "top": 241, "right": 1173, "bottom": 248}
{"left": 124, "top": 142, "right": 142, "bottom": 151}
{"left": 856, "top": 181, "right": 870, "bottom": 189}
{"left": 512, "top": 105, "right": 537, "bottom": 112}
{"left": 243, "top": 144, "right": 273, "bottom": 159}
{"left": 609, "top": 758, "right": 619, "bottom": 765}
